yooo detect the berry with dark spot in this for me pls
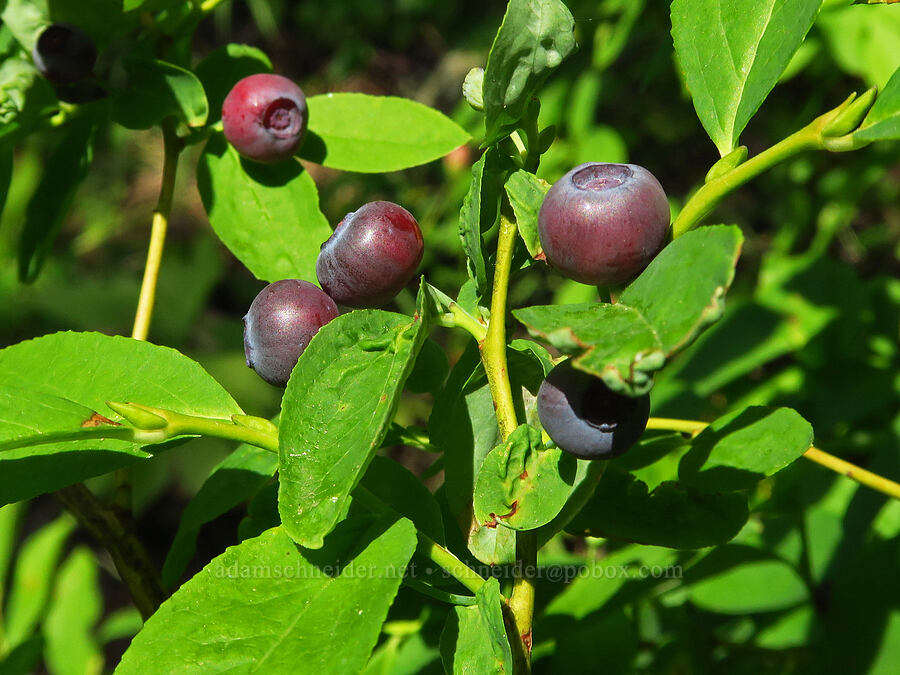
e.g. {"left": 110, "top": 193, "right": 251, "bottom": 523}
{"left": 222, "top": 74, "right": 308, "bottom": 163}
{"left": 538, "top": 162, "right": 670, "bottom": 286}
{"left": 316, "top": 201, "right": 424, "bottom": 308}
{"left": 537, "top": 360, "right": 650, "bottom": 460}
{"left": 243, "top": 279, "right": 339, "bottom": 387}
{"left": 32, "top": 24, "right": 97, "bottom": 85}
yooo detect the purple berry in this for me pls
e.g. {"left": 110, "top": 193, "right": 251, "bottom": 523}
{"left": 316, "top": 201, "right": 424, "bottom": 308}
{"left": 32, "top": 24, "right": 97, "bottom": 86}
{"left": 243, "top": 279, "right": 339, "bottom": 387}
{"left": 222, "top": 74, "right": 308, "bottom": 164}
{"left": 537, "top": 360, "right": 649, "bottom": 460}
{"left": 538, "top": 162, "right": 670, "bottom": 286}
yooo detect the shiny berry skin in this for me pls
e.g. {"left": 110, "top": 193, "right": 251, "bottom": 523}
{"left": 316, "top": 201, "right": 424, "bottom": 308}
{"left": 222, "top": 74, "right": 308, "bottom": 164}
{"left": 243, "top": 280, "right": 339, "bottom": 387}
{"left": 538, "top": 162, "right": 670, "bottom": 286}
{"left": 32, "top": 24, "right": 97, "bottom": 85}
{"left": 537, "top": 360, "right": 650, "bottom": 460}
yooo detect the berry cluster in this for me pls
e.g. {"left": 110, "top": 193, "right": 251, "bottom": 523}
{"left": 225, "top": 74, "right": 669, "bottom": 460}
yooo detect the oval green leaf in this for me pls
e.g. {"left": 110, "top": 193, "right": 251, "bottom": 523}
{"left": 513, "top": 302, "right": 664, "bottom": 396}
{"left": 0, "top": 332, "right": 242, "bottom": 505}
{"left": 619, "top": 225, "right": 743, "bottom": 357}
{"left": 671, "top": 0, "right": 822, "bottom": 155}
{"left": 117, "top": 519, "right": 417, "bottom": 674}
{"left": 299, "top": 93, "right": 469, "bottom": 172}
{"left": 566, "top": 467, "right": 749, "bottom": 549}
{"left": 197, "top": 135, "right": 332, "bottom": 283}
{"left": 679, "top": 406, "right": 814, "bottom": 492}
{"left": 439, "top": 578, "right": 512, "bottom": 675}
{"left": 688, "top": 547, "right": 809, "bottom": 614}
{"left": 278, "top": 305, "right": 428, "bottom": 549}
{"left": 473, "top": 424, "right": 577, "bottom": 531}
{"left": 482, "top": 0, "right": 576, "bottom": 145}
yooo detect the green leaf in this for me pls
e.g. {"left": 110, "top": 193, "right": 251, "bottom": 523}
{"left": 359, "top": 455, "right": 445, "bottom": 545}
{"left": 819, "top": 3, "right": 900, "bottom": 89}
{"left": 197, "top": 135, "right": 332, "bottom": 283}
{"left": 473, "top": 425, "right": 577, "bottom": 531}
{"left": 513, "top": 303, "right": 664, "bottom": 396}
{"left": 482, "top": 0, "right": 576, "bottom": 145}
{"left": 687, "top": 546, "right": 809, "bottom": 613}
{"left": 193, "top": 44, "right": 273, "bottom": 125}
{"left": 0, "top": 56, "right": 56, "bottom": 139}
{"left": 671, "top": 0, "right": 823, "bottom": 155}
{"left": 405, "top": 337, "right": 449, "bottom": 395}
{"left": 439, "top": 578, "right": 512, "bottom": 675}
{"left": 279, "top": 298, "right": 429, "bottom": 548}
{"left": 0, "top": 502, "right": 24, "bottom": 604}
{"left": 117, "top": 518, "right": 417, "bottom": 675}
{"left": 43, "top": 548, "right": 104, "bottom": 675}
{"left": 458, "top": 148, "right": 507, "bottom": 295}
{"left": 0, "top": 332, "right": 242, "bottom": 505}
{"left": 566, "top": 467, "right": 749, "bottom": 549}
{"left": 679, "top": 406, "right": 814, "bottom": 492}
{"left": 429, "top": 343, "right": 514, "bottom": 565}
{"left": 18, "top": 116, "right": 96, "bottom": 282}
{"left": 0, "top": 0, "right": 47, "bottom": 51}
{"left": 111, "top": 58, "right": 208, "bottom": 129}
{"left": 855, "top": 65, "right": 900, "bottom": 141}
{"left": 363, "top": 632, "right": 440, "bottom": 675}
{"left": 298, "top": 94, "right": 469, "bottom": 172}
{"left": 754, "top": 606, "right": 816, "bottom": 649}
{"left": 4, "top": 514, "right": 75, "bottom": 649}
{"left": 619, "top": 225, "right": 743, "bottom": 356}
{"left": 505, "top": 169, "right": 550, "bottom": 260}
{"left": 162, "top": 442, "right": 278, "bottom": 588}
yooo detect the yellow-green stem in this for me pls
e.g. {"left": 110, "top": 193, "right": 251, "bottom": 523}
{"left": 132, "top": 121, "right": 181, "bottom": 341}
{"left": 647, "top": 417, "right": 900, "bottom": 500}
{"left": 668, "top": 94, "right": 871, "bottom": 239}
{"left": 480, "top": 213, "right": 533, "bottom": 671}
{"left": 481, "top": 214, "right": 519, "bottom": 440}
{"left": 415, "top": 532, "right": 486, "bottom": 595}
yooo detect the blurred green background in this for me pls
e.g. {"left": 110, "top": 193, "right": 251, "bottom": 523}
{"left": 0, "top": 0, "right": 898, "bottom": 673}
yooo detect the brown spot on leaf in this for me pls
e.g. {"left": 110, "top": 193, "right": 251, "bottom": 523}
{"left": 519, "top": 470, "right": 528, "bottom": 480}
{"left": 484, "top": 515, "right": 499, "bottom": 529}
{"left": 81, "top": 412, "right": 121, "bottom": 428}
{"left": 497, "top": 501, "right": 518, "bottom": 521}
{"left": 380, "top": 394, "right": 387, "bottom": 402}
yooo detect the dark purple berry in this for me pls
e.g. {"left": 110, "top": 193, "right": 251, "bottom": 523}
{"left": 538, "top": 162, "right": 670, "bottom": 286}
{"left": 537, "top": 360, "right": 649, "bottom": 460}
{"left": 316, "top": 201, "right": 424, "bottom": 308}
{"left": 222, "top": 74, "right": 308, "bottom": 164}
{"left": 32, "top": 24, "right": 97, "bottom": 86}
{"left": 243, "top": 279, "right": 339, "bottom": 387}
